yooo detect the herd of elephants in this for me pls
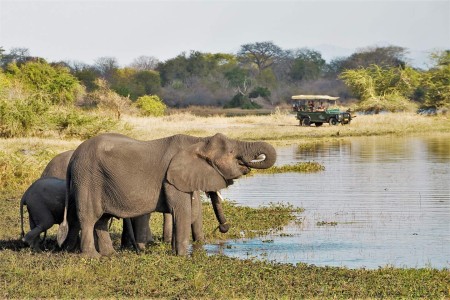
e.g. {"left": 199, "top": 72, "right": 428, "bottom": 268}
{"left": 19, "top": 132, "right": 277, "bottom": 258}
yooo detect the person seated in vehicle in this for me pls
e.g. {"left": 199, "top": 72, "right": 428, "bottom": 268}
{"left": 317, "top": 102, "right": 325, "bottom": 111}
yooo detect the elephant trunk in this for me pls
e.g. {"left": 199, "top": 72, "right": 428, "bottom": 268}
{"left": 207, "top": 191, "right": 229, "bottom": 233}
{"left": 240, "top": 141, "right": 277, "bottom": 169}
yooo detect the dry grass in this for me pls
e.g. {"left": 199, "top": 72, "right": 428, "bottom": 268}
{"left": 122, "top": 111, "right": 450, "bottom": 145}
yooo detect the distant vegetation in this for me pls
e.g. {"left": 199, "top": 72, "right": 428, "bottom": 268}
{"left": 0, "top": 44, "right": 448, "bottom": 122}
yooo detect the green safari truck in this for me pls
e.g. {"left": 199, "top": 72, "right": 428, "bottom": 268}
{"left": 291, "top": 95, "right": 352, "bottom": 126}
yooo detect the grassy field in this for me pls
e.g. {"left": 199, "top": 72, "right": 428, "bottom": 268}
{"left": 1, "top": 110, "right": 449, "bottom": 298}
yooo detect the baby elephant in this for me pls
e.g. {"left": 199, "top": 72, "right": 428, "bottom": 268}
{"left": 20, "top": 177, "right": 66, "bottom": 251}
{"left": 20, "top": 177, "right": 140, "bottom": 253}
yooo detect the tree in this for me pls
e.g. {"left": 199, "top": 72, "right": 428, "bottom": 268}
{"left": 129, "top": 56, "right": 159, "bottom": 71}
{"left": 94, "top": 57, "right": 119, "bottom": 81}
{"left": 339, "top": 64, "right": 420, "bottom": 113}
{"left": 110, "top": 68, "right": 161, "bottom": 100}
{"left": 418, "top": 50, "right": 450, "bottom": 109}
{"left": 1, "top": 47, "right": 32, "bottom": 68}
{"left": 135, "top": 95, "right": 166, "bottom": 116}
{"left": 224, "top": 67, "right": 252, "bottom": 95}
{"left": 6, "top": 60, "right": 82, "bottom": 105}
{"left": 238, "top": 41, "right": 285, "bottom": 73}
{"left": 289, "top": 48, "right": 326, "bottom": 81}
{"left": 329, "top": 46, "right": 407, "bottom": 76}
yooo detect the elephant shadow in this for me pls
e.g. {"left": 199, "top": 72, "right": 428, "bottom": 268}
{"left": 0, "top": 236, "right": 67, "bottom": 253}
{"left": 0, "top": 238, "right": 29, "bottom": 251}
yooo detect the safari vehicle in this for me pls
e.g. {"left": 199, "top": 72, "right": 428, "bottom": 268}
{"left": 291, "top": 95, "right": 352, "bottom": 126}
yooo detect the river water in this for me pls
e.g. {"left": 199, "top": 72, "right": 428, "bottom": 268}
{"left": 207, "top": 134, "right": 450, "bottom": 269}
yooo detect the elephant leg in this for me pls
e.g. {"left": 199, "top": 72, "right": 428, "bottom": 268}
{"left": 95, "top": 215, "right": 115, "bottom": 257}
{"left": 165, "top": 183, "right": 191, "bottom": 256}
{"left": 80, "top": 223, "right": 100, "bottom": 258}
{"left": 163, "top": 213, "right": 173, "bottom": 243}
{"left": 25, "top": 206, "right": 54, "bottom": 252}
{"left": 61, "top": 204, "right": 80, "bottom": 252}
{"left": 191, "top": 191, "right": 204, "bottom": 243}
{"left": 121, "top": 218, "right": 133, "bottom": 249}
{"left": 132, "top": 214, "right": 150, "bottom": 250}
{"left": 23, "top": 225, "right": 44, "bottom": 252}
{"left": 146, "top": 214, "right": 154, "bottom": 243}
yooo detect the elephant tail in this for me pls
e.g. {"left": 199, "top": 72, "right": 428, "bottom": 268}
{"left": 20, "top": 195, "right": 26, "bottom": 239}
{"left": 57, "top": 165, "right": 71, "bottom": 246}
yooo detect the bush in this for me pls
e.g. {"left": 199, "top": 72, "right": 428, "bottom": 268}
{"left": 224, "top": 93, "right": 262, "bottom": 109}
{"left": 5, "top": 60, "right": 83, "bottom": 105}
{"left": 135, "top": 95, "right": 167, "bottom": 116}
{"left": 83, "top": 79, "right": 134, "bottom": 119}
{"left": 356, "top": 94, "right": 417, "bottom": 113}
{"left": 0, "top": 72, "right": 50, "bottom": 137}
{"left": 48, "top": 107, "right": 118, "bottom": 139}
{"left": 249, "top": 86, "right": 271, "bottom": 99}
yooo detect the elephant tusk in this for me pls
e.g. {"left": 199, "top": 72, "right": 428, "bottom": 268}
{"left": 217, "top": 191, "right": 224, "bottom": 201}
{"left": 250, "top": 154, "right": 266, "bottom": 163}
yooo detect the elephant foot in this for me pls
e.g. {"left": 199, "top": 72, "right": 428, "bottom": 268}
{"left": 99, "top": 246, "right": 116, "bottom": 257}
{"left": 31, "top": 244, "right": 43, "bottom": 253}
{"left": 81, "top": 250, "right": 102, "bottom": 259}
{"left": 137, "top": 243, "right": 146, "bottom": 251}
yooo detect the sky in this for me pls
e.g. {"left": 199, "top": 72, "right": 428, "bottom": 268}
{"left": 0, "top": 0, "right": 449, "bottom": 68}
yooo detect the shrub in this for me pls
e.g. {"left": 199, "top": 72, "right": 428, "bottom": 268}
{"left": 249, "top": 86, "right": 271, "bottom": 99}
{"left": 83, "top": 79, "right": 134, "bottom": 119}
{"left": 48, "top": 107, "right": 118, "bottom": 139}
{"left": 356, "top": 94, "right": 417, "bottom": 113}
{"left": 135, "top": 95, "right": 167, "bottom": 116}
{"left": 5, "top": 60, "right": 83, "bottom": 105}
{"left": 0, "top": 72, "right": 50, "bottom": 137}
{"left": 224, "top": 93, "right": 262, "bottom": 109}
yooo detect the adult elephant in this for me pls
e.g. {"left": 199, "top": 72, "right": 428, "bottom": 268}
{"left": 58, "top": 133, "right": 276, "bottom": 257}
{"left": 38, "top": 150, "right": 141, "bottom": 252}
{"left": 41, "top": 150, "right": 74, "bottom": 179}
{"left": 42, "top": 150, "right": 228, "bottom": 250}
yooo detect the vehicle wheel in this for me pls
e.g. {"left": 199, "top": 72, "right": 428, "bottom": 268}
{"left": 329, "top": 118, "right": 338, "bottom": 126}
{"left": 314, "top": 122, "right": 323, "bottom": 127}
{"left": 302, "top": 118, "right": 311, "bottom": 126}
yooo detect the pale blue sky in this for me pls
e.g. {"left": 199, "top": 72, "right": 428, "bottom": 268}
{"left": 1, "top": 0, "right": 449, "bottom": 67}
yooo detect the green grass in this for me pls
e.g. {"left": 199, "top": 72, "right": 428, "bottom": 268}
{"left": 1, "top": 112, "right": 450, "bottom": 298}
{"left": 252, "top": 162, "right": 325, "bottom": 175}
{"left": 1, "top": 245, "right": 448, "bottom": 299}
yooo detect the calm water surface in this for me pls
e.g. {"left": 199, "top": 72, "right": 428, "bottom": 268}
{"left": 207, "top": 135, "right": 450, "bottom": 269}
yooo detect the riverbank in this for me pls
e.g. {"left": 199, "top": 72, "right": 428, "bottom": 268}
{"left": 1, "top": 111, "right": 449, "bottom": 298}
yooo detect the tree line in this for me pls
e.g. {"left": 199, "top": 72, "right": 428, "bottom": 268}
{"left": 0, "top": 42, "right": 448, "bottom": 113}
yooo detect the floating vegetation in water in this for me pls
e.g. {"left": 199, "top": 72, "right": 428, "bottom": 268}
{"left": 316, "top": 221, "right": 338, "bottom": 226}
{"left": 251, "top": 162, "right": 325, "bottom": 175}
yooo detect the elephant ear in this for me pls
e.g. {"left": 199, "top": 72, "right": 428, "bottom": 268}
{"left": 167, "top": 144, "right": 227, "bottom": 193}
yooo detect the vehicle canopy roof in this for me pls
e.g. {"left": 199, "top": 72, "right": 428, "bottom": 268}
{"left": 291, "top": 95, "right": 339, "bottom": 101}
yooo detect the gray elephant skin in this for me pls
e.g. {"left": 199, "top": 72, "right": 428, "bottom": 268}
{"left": 40, "top": 150, "right": 141, "bottom": 250}
{"left": 20, "top": 177, "right": 66, "bottom": 251}
{"left": 41, "top": 150, "right": 74, "bottom": 179}
{"left": 58, "top": 132, "right": 276, "bottom": 257}
{"left": 39, "top": 150, "right": 226, "bottom": 251}
{"left": 19, "top": 150, "right": 74, "bottom": 251}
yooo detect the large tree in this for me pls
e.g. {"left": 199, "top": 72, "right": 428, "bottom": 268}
{"left": 94, "top": 57, "right": 119, "bottom": 81}
{"left": 238, "top": 41, "right": 285, "bottom": 73}
{"left": 325, "top": 46, "right": 408, "bottom": 77}
{"left": 129, "top": 56, "right": 159, "bottom": 71}
{"left": 289, "top": 48, "right": 326, "bottom": 81}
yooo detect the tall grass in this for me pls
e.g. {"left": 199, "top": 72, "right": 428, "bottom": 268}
{"left": 122, "top": 111, "right": 450, "bottom": 144}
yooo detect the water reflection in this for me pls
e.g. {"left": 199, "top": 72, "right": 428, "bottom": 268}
{"left": 211, "top": 135, "right": 450, "bottom": 269}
